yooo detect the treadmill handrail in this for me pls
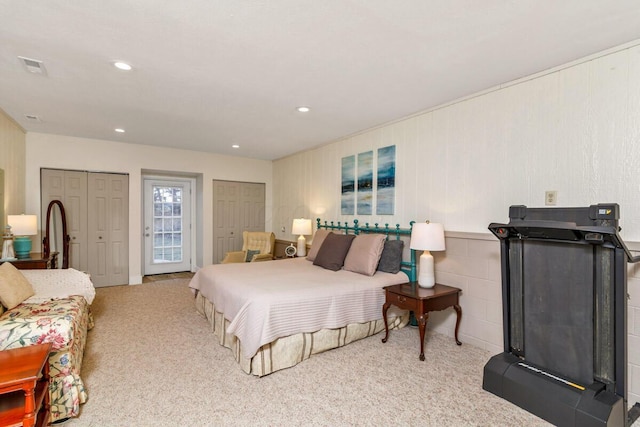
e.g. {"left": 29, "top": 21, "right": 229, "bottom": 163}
{"left": 488, "top": 221, "right": 640, "bottom": 264}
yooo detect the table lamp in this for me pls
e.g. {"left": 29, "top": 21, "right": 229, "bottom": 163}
{"left": 292, "top": 218, "right": 312, "bottom": 257}
{"left": 410, "top": 221, "right": 445, "bottom": 288}
{"left": 8, "top": 214, "right": 38, "bottom": 259}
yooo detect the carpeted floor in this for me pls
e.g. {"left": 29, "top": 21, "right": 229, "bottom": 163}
{"left": 67, "top": 278, "right": 551, "bottom": 426}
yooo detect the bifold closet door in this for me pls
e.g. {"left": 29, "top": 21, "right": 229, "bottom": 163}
{"left": 212, "top": 180, "right": 265, "bottom": 264}
{"left": 41, "top": 169, "right": 128, "bottom": 286}
{"left": 87, "top": 172, "right": 129, "bottom": 287}
{"left": 40, "top": 169, "right": 89, "bottom": 272}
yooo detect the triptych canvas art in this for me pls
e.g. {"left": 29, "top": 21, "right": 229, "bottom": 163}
{"left": 341, "top": 145, "right": 396, "bottom": 215}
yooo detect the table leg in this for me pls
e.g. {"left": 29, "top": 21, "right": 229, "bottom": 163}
{"left": 417, "top": 312, "right": 428, "bottom": 361}
{"left": 453, "top": 304, "right": 462, "bottom": 346}
{"left": 381, "top": 301, "right": 391, "bottom": 343}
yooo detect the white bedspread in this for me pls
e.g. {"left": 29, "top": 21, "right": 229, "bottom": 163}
{"left": 189, "top": 257, "right": 409, "bottom": 358}
{"left": 22, "top": 268, "right": 96, "bottom": 305}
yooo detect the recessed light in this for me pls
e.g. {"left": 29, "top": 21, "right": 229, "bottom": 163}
{"left": 297, "top": 106, "right": 310, "bottom": 113}
{"left": 113, "top": 61, "right": 132, "bottom": 71}
{"left": 232, "top": 144, "right": 240, "bottom": 148}
{"left": 115, "top": 128, "right": 125, "bottom": 133}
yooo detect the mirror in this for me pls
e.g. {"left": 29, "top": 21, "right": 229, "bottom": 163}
{"left": 43, "top": 200, "right": 70, "bottom": 269}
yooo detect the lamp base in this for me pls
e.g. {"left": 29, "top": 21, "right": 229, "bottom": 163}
{"left": 417, "top": 251, "right": 436, "bottom": 288}
{"left": 297, "top": 235, "right": 307, "bottom": 257}
{"left": 13, "top": 236, "right": 32, "bottom": 259}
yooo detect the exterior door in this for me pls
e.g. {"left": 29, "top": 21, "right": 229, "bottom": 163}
{"left": 143, "top": 178, "right": 192, "bottom": 275}
{"left": 212, "top": 180, "right": 265, "bottom": 264}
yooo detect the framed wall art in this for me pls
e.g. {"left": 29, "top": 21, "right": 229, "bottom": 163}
{"left": 341, "top": 155, "right": 355, "bottom": 215}
{"left": 376, "top": 145, "right": 395, "bottom": 215}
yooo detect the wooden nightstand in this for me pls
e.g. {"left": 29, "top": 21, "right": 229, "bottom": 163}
{"left": 382, "top": 282, "right": 462, "bottom": 361}
{"left": 0, "top": 343, "right": 52, "bottom": 427}
{"left": 0, "top": 252, "right": 58, "bottom": 270}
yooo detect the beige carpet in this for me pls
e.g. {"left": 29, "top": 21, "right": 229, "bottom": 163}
{"left": 67, "top": 278, "right": 551, "bottom": 426}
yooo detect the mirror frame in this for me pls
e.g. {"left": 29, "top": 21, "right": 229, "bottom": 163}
{"left": 42, "top": 200, "right": 70, "bottom": 269}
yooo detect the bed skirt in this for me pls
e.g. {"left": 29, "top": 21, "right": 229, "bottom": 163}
{"left": 194, "top": 291, "right": 409, "bottom": 376}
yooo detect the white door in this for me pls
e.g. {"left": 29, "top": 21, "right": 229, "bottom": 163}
{"left": 88, "top": 172, "right": 129, "bottom": 287}
{"left": 212, "top": 180, "right": 265, "bottom": 264}
{"left": 143, "top": 178, "right": 192, "bottom": 275}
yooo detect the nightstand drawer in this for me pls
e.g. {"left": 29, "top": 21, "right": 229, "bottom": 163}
{"left": 386, "top": 291, "right": 419, "bottom": 312}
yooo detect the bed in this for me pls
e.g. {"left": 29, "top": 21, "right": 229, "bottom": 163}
{"left": 189, "top": 219, "right": 417, "bottom": 376}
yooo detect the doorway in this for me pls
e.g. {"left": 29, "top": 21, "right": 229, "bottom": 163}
{"left": 143, "top": 177, "right": 194, "bottom": 275}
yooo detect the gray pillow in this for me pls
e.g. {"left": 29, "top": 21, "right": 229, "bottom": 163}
{"left": 377, "top": 239, "right": 404, "bottom": 273}
{"left": 313, "top": 233, "right": 356, "bottom": 271}
{"left": 245, "top": 249, "right": 261, "bottom": 262}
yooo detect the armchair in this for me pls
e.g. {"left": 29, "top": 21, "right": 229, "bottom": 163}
{"left": 221, "top": 231, "right": 275, "bottom": 263}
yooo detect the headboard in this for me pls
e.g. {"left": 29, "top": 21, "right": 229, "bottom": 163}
{"left": 316, "top": 218, "right": 416, "bottom": 282}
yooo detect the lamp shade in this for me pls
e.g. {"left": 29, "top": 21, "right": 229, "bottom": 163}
{"left": 8, "top": 214, "right": 38, "bottom": 236}
{"left": 410, "top": 222, "right": 445, "bottom": 251}
{"left": 292, "top": 218, "right": 312, "bottom": 236}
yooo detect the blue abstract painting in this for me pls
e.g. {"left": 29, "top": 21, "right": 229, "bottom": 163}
{"left": 376, "top": 145, "right": 395, "bottom": 215}
{"left": 341, "top": 155, "right": 355, "bottom": 215}
{"left": 357, "top": 151, "right": 373, "bottom": 215}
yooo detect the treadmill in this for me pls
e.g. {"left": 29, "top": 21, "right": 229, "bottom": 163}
{"left": 483, "top": 204, "right": 640, "bottom": 426}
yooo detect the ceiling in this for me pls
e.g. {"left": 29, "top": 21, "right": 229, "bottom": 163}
{"left": 2, "top": 1, "right": 640, "bottom": 161}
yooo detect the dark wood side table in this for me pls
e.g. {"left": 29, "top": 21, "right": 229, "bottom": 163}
{"left": 0, "top": 252, "right": 58, "bottom": 270}
{"left": 382, "top": 282, "right": 462, "bottom": 361}
{"left": 0, "top": 343, "right": 52, "bottom": 427}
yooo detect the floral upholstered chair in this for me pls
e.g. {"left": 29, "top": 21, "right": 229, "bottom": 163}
{"left": 221, "top": 231, "right": 275, "bottom": 263}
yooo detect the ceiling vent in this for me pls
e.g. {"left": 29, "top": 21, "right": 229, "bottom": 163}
{"left": 18, "top": 56, "right": 47, "bottom": 75}
{"left": 24, "top": 114, "right": 41, "bottom": 122}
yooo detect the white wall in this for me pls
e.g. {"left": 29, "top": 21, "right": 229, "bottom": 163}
{"left": 25, "top": 133, "right": 272, "bottom": 284}
{"left": 274, "top": 41, "right": 640, "bottom": 239}
{"left": 272, "top": 40, "right": 640, "bottom": 405}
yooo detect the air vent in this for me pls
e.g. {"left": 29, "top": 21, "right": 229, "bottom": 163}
{"left": 24, "top": 114, "right": 41, "bottom": 122}
{"left": 18, "top": 56, "right": 47, "bottom": 75}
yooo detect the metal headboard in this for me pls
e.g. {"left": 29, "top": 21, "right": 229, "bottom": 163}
{"left": 316, "top": 218, "right": 416, "bottom": 281}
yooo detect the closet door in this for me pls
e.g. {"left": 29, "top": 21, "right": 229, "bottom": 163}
{"left": 212, "top": 180, "right": 265, "bottom": 264}
{"left": 87, "top": 172, "right": 129, "bottom": 287}
{"left": 65, "top": 171, "right": 89, "bottom": 271}
{"left": 212, "top": 180, "right": 240, "bottom": 264}
{"left": 240, "top": 182, "right": 266, "bottom": 233}
{"left": 40, "top": 169, "right": 88, "bottom": 271}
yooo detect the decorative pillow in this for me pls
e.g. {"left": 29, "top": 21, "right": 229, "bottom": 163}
{"left": 377, "top": 239, "right": 405, "bottom": 274}
{"left": 306, "top": 229, "right": 333, "bottom": 261}
{"left": 343, "top": 234, "right": 387, "bottom": 276}
{"left": 0, "top": 263, "right": 35, "bottom": 309}
{"left": 245, "top": 249, "right": 261, "bottom": 262}
{"left": 313, "top": 233, "right": 356, "bottom": 271}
